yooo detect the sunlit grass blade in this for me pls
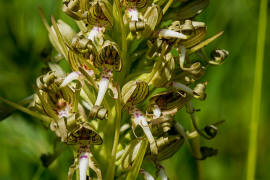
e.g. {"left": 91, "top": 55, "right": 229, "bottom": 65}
{"left": 246, "top": 0, "right": 268, "bottom": 179}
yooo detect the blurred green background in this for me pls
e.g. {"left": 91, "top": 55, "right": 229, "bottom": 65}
{"left": 0, "top": 0, "right": 269, "bottom": 179}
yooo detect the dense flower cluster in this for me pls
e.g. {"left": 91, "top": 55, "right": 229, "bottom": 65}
{"left": 0, "top": 0, "right": 228, "bottom": 179}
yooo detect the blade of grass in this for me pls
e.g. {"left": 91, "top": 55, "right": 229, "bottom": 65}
{"left": 246, "top": 0, "right": 268, "bottom": 179}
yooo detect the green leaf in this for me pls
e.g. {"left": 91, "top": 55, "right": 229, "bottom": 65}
{"left": 126, "top": 139, "right": 148, "bottom": 180}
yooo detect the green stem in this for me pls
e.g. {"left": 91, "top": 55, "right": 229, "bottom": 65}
{"left": 113, "top": 0, "right": 129, "bottom": 85}
{"left": 186, "top": 101, "right": 202, "bottom": 179}
{"left": 32, "top": 165, "right": 44, "bottom": 180}
{"left": 0, "top": 97, "right": 52, "bottom": 123}
{"left": 105, "top": 86, "right": 121, "bottom": 180}
{"left": 114, "top": 0, "right": 127, "bottom": 61}
{"left": 0, "top": 95, "right": 33, "bottom": 121}
{"left": 190, "top": 117, "right": 202, "bottom": 180}
{"left": 246, "top": 0, "right": 268, "bottom": 179}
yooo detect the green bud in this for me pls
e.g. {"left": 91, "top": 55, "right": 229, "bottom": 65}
{"left": 152, "top": 135, "right": 184, "bottom": 161}
{"left": 181, "top": 21, "right": 206, "bottom": 48}
{"left": 55, "top": 20, "right": 76, "bottom": 44}
{"left": 87, "top": 0, "right": 113, "bottom": 27}
{"left": 141, "top": 5, "right": 162, "bottom": 37}
{"left": 121, "top": 80, "right": 149, "bottom": 106}
{"left": 96, "top": 40, "right": 122, "bottom": 71}
{"left": 150, "top": 91, "right": 192, "bottom": 114}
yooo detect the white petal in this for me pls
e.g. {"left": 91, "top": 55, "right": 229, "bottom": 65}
{"left": 132, "top": 141, "right": 142, "bottom": 160}
{"left": 179, "top": 45, "right": 186, "bottom": 69}
{"left": 132, "top": 108, "right": 158, "bottom": 155}
{"left": 79, "top": 152, "right": 89, "bottom": 180}
{"left": 159, "top": 167, "right": 168, "bottom": 180}
{"left": 58, "top": 105, "right": 70, "bottom": 118}
{"left": 140, "top": 170, "right": 155, "bottom": 180}
{"left": 95, "top": 77, "right": 109, "bottom": 106}
{"left": 85, "top": 69, "right": 94, "bottom": 77}
{"left": 60, "top": 72, "right": 80, "bottom": 87}
{"left": 153, "top": 105, "right": 161, "bottom": 119}
{"left": 159, "top": 29, "right": 188, "bottom": 39}
{"left": 56, "top": 19, "right": 76, "bottom": 43}
{"left": 128, "top": 8, "right": 139, "bottom": 21}
{"left": 88, "top": 27, "right": 99, "bottom": 41}
{"left": 116, "top": 150, "right": 125, "bottom": 160}
{"left": 192, "top": 21, "right": 205, "bottom": 28}
{"left": 88, "top": 26, "right": 104, "bottom": 42}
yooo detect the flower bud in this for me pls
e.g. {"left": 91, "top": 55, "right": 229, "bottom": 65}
{"left": 181, "top": 21, "right": 206, "bottom": 48}
{"left": 121, "top": 80, "right": 149, "bottom": 106}
{"left": 96, "top": 40, "right": 122, "bottom": 71}
{"left": 140, "top": 5, "right": 162, "bottom": 37}
{"left": 87, "top": 0, "right": 113, "bottom": 27}
{"left": 152, "top": 135, "right": 184, "bottom": 161}
{"left": 55, "top": 20, "right": 76, "bottom": 44}
{"left": 150, "top": 91, "right": 192, "bottom": 114}
{"left": 181, "top": 20, "right": 195, "bottom": 36}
